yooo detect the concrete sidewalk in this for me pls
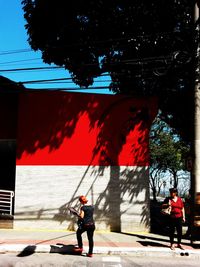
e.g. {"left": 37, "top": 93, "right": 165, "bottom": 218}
{"left": 0, "top": 229, "right": 200, "bottom": 258}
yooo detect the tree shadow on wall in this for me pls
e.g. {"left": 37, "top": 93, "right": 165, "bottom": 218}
{"left": 16, "top": 92, "right": 97, "bottom": 158}
{"left": 87, "top": 97, "right": 152, "bottom": 231}
{"left": 53, "top": 196, "right": 82, "bottom": 231}
{"left": 93, "top": 165, "right": 149, "bottom": 232}
{"left": 16, "top": 91, "right": 157, "bottom": 231}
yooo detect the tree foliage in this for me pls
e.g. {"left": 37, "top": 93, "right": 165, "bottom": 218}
{"left": 149, "top": 115, "right": 190, "bottom": 200}
{"left": 22, "top": 0, "right": 197, "bottom": 141}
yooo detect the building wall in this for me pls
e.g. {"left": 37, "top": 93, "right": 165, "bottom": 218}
{"left": 14, "top": 91, "right": 157, "bottom": 232}
{"left": 0, "top": 92, "right": 18, "bottom": 192}
{"left": 15, "top": 165, "right": 149, "bottom": 232}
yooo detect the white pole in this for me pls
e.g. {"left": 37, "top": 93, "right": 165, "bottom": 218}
{"left": 194, "top": 2, "right": 200, "bottom": 192}
{"left": 193, "top": 2, "right": 200, "bottom": 232}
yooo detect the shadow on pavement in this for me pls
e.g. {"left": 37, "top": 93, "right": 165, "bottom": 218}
{"left": 16, "top": 232, "right": 77, "bottom": 257}
{"left": 121, "top": 232, "right": 194, "bottom": 247}
{"left": 17, "top": 243, "right": 82, "bottom": 257}
{"left": 17, "top": 245, "right": 36, "bottom": 257}
{"left": 50, "top": 243, "right": 81, "bottom": 255}
{"left": 35, "top": 232, "right": 75, "bottom": 245}
{"left": 121, "top": 232, "right": 169, "bottom": 244}
{"left": 137, "top": 241, "right": 169, "bottom": 247}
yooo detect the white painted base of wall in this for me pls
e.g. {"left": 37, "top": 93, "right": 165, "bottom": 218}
{"left": 14, "top": 165, "right": 150, "bottom": 232}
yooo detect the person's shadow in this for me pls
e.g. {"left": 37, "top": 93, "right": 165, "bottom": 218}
{"left": 17, "top": 244, "right": 82, "bottom": 257}
{"left": 50, "top": 243, "right": 82, "bottom": 255}
{"left": 17, "top": 232, "right": 80, "bottom": 257}
{"left": 17, "top": 245, "right": 37, "bottom": 257}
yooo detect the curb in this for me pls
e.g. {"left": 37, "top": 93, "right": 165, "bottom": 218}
{"left": 1, "top": 244, "right": 200, "bottom": 258}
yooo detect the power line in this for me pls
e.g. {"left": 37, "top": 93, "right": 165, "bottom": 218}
{"left": 22, "top": 79, "right": 111, "bottom": 85}
{"left": 0, "top": 58, "right": 41, "bottom": 65}
{"left": 0, "top": 74, "right": 110, "bottom": 87}
{"left": 20, "top": 77, "right": 74, "bottom": 84}
{"left": 27, "top": 86, "right": 110, "bottom": 91}
{"left": 0, "top": 66, "right": 62, "bottom": 72}
{"left": 19, "top": 74, "right": 109, "bottom": 84}
{"left": 0, "top": 48, "right": 32, "bottom": 56}
{"left": 0, "top": 54, "right": 173, "bottom": 73}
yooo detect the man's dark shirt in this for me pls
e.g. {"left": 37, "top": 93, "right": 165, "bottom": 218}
{"left": 81, "top": 205, "right": 94, "bottom": 225}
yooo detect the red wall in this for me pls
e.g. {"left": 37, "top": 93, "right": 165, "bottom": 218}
{"left": 16, "top": 91, "right": 157, "bottom": 166}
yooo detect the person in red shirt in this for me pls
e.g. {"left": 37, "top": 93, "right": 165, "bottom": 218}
{"left": 162, "top": 188, "right": 185, "bottom": 250}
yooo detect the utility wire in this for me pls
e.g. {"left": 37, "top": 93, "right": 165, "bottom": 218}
{"left": 22, "top": 79, "right": 111, "bottom": 85}
{"left": 20, "top": 77, "right": 75, "bottom": 84}
{"left": 0, "top": 58, "right": 41, "bottom": 65}
{"left": 20, "top": 74, "right": 110, "bottom": 84}
{"left": 27, "top": 86, "right": 110, "bottom": 91}
{"left": 0, "top": 48, "right": 32, "bottom": 56}
{"left": 0, "top": 74, "right": 110, "bottom": 87}
{"left": 0, "top": 54, "right": 174, "bottom": 73}
{"left": 0, "top": 66, "right": 62, "bottom": 72}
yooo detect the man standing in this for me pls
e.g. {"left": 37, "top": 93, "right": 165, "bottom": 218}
{"left": 75, "top": 195, "right": 95, "bottom": 257}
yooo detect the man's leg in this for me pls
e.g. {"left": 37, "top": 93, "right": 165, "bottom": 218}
{"left": 86, "top": 225, "right": 95, "bottom": 255}
{"left": 76, "top": 227, "right": 85, "bottom": 249}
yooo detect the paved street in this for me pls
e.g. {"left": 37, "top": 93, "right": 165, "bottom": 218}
{"left": 0, "top": 253, "right": 199, "bottom": 267}
{"left": 0, "top": 228, "right": 200, "bottom": 266}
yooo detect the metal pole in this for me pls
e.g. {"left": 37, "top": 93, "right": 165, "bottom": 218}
{"left": 192, "top": 1, "right": 200, "bottom": 242}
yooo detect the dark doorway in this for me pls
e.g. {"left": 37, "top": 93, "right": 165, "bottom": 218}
{"left": 0, "top": 140, "right": 16, "bottom": 191}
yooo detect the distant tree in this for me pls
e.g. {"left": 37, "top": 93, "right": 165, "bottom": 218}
{"left": 149, "top": 167, "right": 166, "bottom": 202}
{"left": 21, "top": 0, "right": 196, "bottom": 141}
{"left": 150, "top": 115, "right": 190, "bottom": 201}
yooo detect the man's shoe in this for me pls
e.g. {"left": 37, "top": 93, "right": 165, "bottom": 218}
{"left": 87, "top": 253, "right": 93, "bottom": 257}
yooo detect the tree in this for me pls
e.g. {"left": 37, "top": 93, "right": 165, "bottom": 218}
{"left": 21, "top": 0, "right": 196, "bottom": 142}
{"left": 149, "top": 167, "right": 166, "bottom": 202}
{"left": 149, "top": 115, "right": 190, "bottom": 201}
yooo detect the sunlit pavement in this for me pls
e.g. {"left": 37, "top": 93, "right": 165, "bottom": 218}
{"left": 0, "top": 229, "right": 200, "bottom": 258}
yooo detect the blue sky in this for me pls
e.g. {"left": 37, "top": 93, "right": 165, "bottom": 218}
{"left": 0, "top": 0, "right": 112, "bottom": 94}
